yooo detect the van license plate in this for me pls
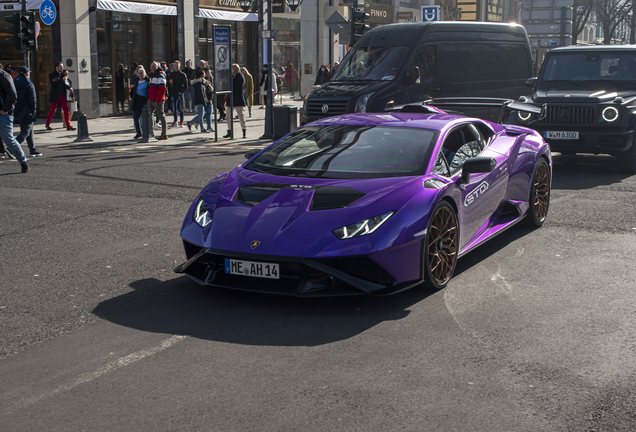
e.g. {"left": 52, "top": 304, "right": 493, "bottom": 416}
{"left": 224, "top": 259, "right": 279, "bottom": 279}
{"left": 545, "top": 131, "right": 579, "bottom": 140}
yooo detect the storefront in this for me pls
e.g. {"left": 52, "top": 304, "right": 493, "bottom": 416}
{"left": 95, "top": 0, "right": 178, "bottom": 115}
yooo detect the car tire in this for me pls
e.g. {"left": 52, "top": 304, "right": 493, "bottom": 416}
{"left": 525, "top": 157, "right": 551, "bottom": 227}
{"left": 423, "top": 200, "right": 459, "bottom": 290}
{"left": 617, "top": 142, "right": 636, "bottom": 173}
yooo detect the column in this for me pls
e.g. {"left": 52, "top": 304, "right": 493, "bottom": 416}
{"left": 60, "top": 0, "right": 96, "bottom": 117}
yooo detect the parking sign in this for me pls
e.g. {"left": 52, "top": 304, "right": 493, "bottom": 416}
{"left": 421, "top": 6, "right": 440, "bottom": 21}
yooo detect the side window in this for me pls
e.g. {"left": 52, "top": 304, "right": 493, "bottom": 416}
{"left": 408, "top": 45, "right": 436, "bottom": 82}
{"left": 433, "top": 152, "right": 450, "bottom": 177}
{"left": 442, "top": 124, "right": 484, "bottom": 175}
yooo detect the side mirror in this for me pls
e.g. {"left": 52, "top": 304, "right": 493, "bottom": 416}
{"left": 526, "top": 77, "right": 537, "bottom": 87}
{"left": 244, "top": 149, "right": 260, "bottom": 159}
{"left": 459, "top": 157, "right": 496, "bottom": 184}
{"left": 406, "top": 66, "right": 420, "bottom": 86}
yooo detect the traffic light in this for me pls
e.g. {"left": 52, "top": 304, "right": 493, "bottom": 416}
{"left": 4, "top": 13, "right": 21, "bottom": 51}
{"left": 349, "top": 7, "right": 369, "bottom": 46}
{"left": 20, "top": 12, "right": 37, "bottom": 50}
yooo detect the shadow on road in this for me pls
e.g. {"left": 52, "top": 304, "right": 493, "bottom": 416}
{"left": 551, "top": 154, "right": 634, "bottom": 190}
{"left": 92, "top": 273, "right": 434, "bottom": 347}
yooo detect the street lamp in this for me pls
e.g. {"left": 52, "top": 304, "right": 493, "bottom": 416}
{"left": 238, "top": 0, "right": 303, "bottom": 138}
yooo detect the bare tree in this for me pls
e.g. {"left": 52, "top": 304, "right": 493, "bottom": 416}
{"left": 594, "top": 0, "right": 632, "bottom": 44}
{"left": 573, "top": 0, "right": 595, "bottom": 42}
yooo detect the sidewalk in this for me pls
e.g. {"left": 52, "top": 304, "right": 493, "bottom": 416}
{"left": 33, "top": 98, "right": 304, "bottom": 152}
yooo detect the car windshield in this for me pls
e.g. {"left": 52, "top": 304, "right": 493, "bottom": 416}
{"left": 330, "top": 46, "right": 410, "bottom": 81}
{"left": 244, "top": 125, "right": 437, "bottom": 179}
{"left": 541, "top": 52, "right": 636, "bottom": 87}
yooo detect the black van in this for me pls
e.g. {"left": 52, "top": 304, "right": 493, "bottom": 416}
{"left": 520, "top": 45, "right": 636, "bottom": 172}
{"left": 301, "top": 21, "right": 533, "bottom": 124}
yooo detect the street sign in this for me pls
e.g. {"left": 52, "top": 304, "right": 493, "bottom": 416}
{"left": 325, "top": 9, "right": 348, "bottom": 34}
{"left": 523, "top": 0, "right": 572, "bottom": 7}
{"left": 522, "top": 7, "right": 572, "bottom": 21}
{"left": 529, "top": 36, "right": 573, "bottom": 47}
{"left": 39, "top": 0, "right": 56, "bottom": 26}
{"left": 213, "top": 26, "right": 231, "bottom": 93}
{"left": 525, "top": 22, "right": 572, "bottom": 35}
{"left": 421, "top": 6, "right": 440, "bottom": 22}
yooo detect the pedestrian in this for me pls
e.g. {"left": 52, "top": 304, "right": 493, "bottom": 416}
{"left": 259, "top": 64, "right": 276, "bottom": 106}
{"left": 61, "top": 70, "right": 76, "bottom": 121}
{"left": 315, "top": 64, "right": 330, "bottom": 85}
{"left": 182, "top": 59, "right": 195, "bottom": 113}
{"left": 187, "top": 69, "right": 208, "bottom": 132}
{"left": 168, "top": 60, "right": 187, "bottom": 128}
{"left": 0, "top": 66, "right": 29, "bottom": 173}
{"left": 115, "top": 63, "right": 127, "bottom": 113}
{"left": 241, "top": 66, "right": 254, "bottom": 118}
{"left": 203, "top": 67, "right": 214, "bottom": 131}
{"left": 147, "top": 61, "right": 168, "bottom": 140}
{"left": 224, "top": 63, "right": 246, "bottom": 139}
{"left": 45, "top": 61, "right": 74, "bottom": 131}
{"left": 330, "top": 61, "right": 339, "bottom": 79}
{"left": 130, "top": 65, "right": 149, "bottom": 139}
{"left": 284, "top": 63, "right": 298, "bottom": 94}
{"left": 13, "top": 66, "right": 41, "bottom": 157}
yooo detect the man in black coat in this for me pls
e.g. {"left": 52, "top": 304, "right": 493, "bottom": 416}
{"left": 224, "top": 64, "right": 246, "bottom": 139}
{"left": 45, "top": 61, "right": 74, "bottom": 131}
{"left": 182, "top": 60, "right": 196, "bottom": 112}
{"left": 0, "top": 66, "right": 29, "bottom": 173}
{"left": 13, "top": 67, "right": 40, "bottom": 157}
{"left": 168, "top": 60, "right": 188, "bottom": 127}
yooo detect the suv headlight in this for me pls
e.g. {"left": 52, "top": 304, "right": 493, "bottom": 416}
{"left": 333, "top": 211, "right": 394, "bottom": 239}
{"left": 354, "top": 92, "right": 374, "bottom": 113}
{"left": 193, "top": 199, "right": 212, "bottom": 227}
{"left": 602, "top": 106, "right": 619, "bottom": 122}
{"left": 517, "top": 110, "right": 532, "bottom": 122}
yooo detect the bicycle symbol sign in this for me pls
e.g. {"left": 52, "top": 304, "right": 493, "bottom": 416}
{"left": 40, "top": 0, "right": 56, "bottom": 26}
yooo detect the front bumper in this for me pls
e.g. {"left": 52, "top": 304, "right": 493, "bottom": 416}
{"left": 533, "top": 127, "right": 635, "bottom": 155}
{"left": 174, "top": 241, "right": 423, "bottom": 297}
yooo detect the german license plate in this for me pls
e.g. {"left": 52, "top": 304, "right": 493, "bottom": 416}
{"left": 224, "top": 259, "right": 279, "bottom": 279}
{"left": 544, "top": 131, "right": 579, "bottom": 140}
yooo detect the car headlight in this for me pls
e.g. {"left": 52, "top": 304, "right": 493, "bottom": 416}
{"left": 193, "top": 199, "right": 212, "bottom": 227}
{"left": 517, "top": 110, "right": 532, "bottom": 121}
{"left": 302, "top": 94, "right": 309, "bottom": 115}
{"left": 333, "top": 211, "right": 394, "bottom": 240}
{"left": 602, "top": 106, "right": 619, "bottom": 122}
{"left": 354, "top": 92, "right": 374, "bottom": 113}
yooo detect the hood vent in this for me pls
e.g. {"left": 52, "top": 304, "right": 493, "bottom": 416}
{"left": 309, "top": 187, "right": 365, "bottom": 210}
{"left": 233, "top": 183, "right": 288, "bottom": 207}
{"left": 232, "top": 183, "right": 365, "bottom": 210}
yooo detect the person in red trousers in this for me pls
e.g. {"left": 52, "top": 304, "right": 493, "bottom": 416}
{"left": 45, "top": 61, "right": 75, "bottom": 131}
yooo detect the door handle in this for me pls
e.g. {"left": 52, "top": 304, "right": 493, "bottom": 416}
{"left": 432, "top": 86, "right": 441, "bottom": 92}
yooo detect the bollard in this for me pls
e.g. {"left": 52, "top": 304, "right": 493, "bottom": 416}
{"left": 138, "top": 105, "right": 157, "bottom": 143}
{"left": 74, "top": 111, "right": 93, "bottom": 142}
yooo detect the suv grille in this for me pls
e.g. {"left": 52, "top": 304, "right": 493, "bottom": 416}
{"left": 538, "top": 106, "right": 595, "bottom": 125}
{"left": 307, "top": 99, "right": 350, "bottom": 117}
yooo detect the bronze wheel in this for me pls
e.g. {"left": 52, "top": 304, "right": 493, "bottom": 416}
{"left": 424, "top": 201, "right": 459, "bottom": 289}
{"left": 526, "top": 158, "right": 550, "bottom": 227}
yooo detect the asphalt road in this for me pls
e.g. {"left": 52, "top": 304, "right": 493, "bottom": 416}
{"left": 1, "top": 135, "right": 635, "bottom": 431}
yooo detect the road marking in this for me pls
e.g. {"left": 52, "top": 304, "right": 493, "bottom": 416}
{"left": 10, "top": 335, "right": 187, "bottom": 411}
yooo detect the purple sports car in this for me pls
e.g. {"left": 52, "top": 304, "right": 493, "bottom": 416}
{"left": 175, "top": 101, "right": 551, "bottom": 296}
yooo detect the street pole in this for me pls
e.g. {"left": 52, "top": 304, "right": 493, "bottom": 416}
{"left": 262, "top": 0, "right": 274, "bottom": 139}
{"left": 21, "top": 0, "right": 29, "bottom": 69}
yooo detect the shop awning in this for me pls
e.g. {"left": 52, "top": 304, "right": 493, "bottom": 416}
{"left": 97, "top": 0, "right": 177, "bottom": 15}
{"left": 95, "top": 0, "right": 257, "bottom": 21}
{"left": 199, "top": 8, "right": 258, "bottom": 22}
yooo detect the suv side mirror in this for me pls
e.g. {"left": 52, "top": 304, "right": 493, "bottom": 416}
{"left": 406, "top": 66, "right": 420, "bottom": 86}
{"left": 526, "top": 77, "right": 537, "bottom": 87}
{"left": 459, "top": 157, "right": 496, "bottom": 184}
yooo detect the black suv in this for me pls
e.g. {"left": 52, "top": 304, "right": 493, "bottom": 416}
{"left": 521, "top": 46, "right": 636, "bottom": 172}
